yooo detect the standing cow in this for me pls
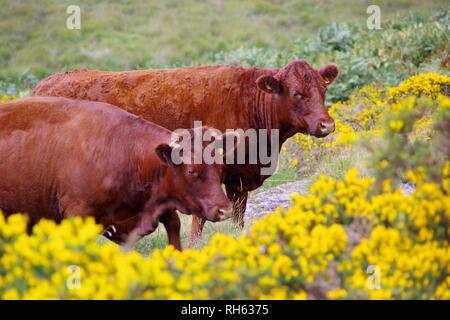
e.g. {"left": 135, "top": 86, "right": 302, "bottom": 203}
{"left": 0, "top": 97, "right": 234, "bottom": 249}
{"left": 32, "top": 59, "right": 339, "bottom": 244}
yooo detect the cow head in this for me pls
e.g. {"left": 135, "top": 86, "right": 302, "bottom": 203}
{"left": 155, "top": 128, "right": 236, "bottom": 222}
{"left": 256, "top": 60, "right": 338, "bottom": 137}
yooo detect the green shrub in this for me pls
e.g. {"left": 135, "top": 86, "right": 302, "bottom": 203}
{"left": 199, "top": 11, "right": 449, "bottom": 103}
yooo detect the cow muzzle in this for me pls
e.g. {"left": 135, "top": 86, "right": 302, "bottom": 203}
{"left": 315, "top": 118, "right": 335, "bottom": 137}
{"left": 217, "top": 205, "right": 233, "bottom": 221}
{"left": 203, "top": 204, "right": 233, "bottom": 222}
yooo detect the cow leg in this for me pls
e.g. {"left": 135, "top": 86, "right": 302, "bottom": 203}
{"left": 226, "top": 185, "right": 248, "bottom": 229}
{"left": 63, "top": 202, "right": 94, "bottom": 219}
{"left": 188, "top": 215, "right": 206, "bottom": 248}
{"left": 160, "top": 210, "right": 182, "bottom": 251}
{"left": 63, "top": 202, "right": 118, "bottom": 239}
{"left": 26, "top": 218, "right": 39, "bottom": 234}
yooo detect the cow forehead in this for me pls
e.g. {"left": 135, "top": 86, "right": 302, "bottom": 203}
{"left": 279, "top": 62, "right": 326, "bottom": 92}
{"left": 183, "top": 163, "right": 223, "bottom": 176}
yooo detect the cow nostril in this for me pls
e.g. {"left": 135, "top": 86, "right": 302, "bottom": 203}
{"left": 218, "top": 207, "right": 233, "bottom": 220}
{"left": 318, "top": 120, "right": 335, "bottom": 133}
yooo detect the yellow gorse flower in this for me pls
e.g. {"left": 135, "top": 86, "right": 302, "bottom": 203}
{"left": 0, "top": 95, "right": 16, "bottom": 104}
{"left": 0, "top": 165, "right": 448, "bottom": 300}
{"left": 284, "top": 73, "right": 449, "bottom": 171}
{"left": 388, "top": 73, "right": 450, "bottom": 100}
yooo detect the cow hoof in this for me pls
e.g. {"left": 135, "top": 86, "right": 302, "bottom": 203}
{"left": 102, "top": 225, "right": 117, "bottom": 238}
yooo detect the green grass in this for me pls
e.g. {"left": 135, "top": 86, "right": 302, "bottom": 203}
{"left": 0, "top": 0, "right": 447, "bottom": 77}
{"left": 258, "top": 157, "right": 299, "bottom": 191}
{"left": 113, "top": 214, "right": 246, "bottom": 256}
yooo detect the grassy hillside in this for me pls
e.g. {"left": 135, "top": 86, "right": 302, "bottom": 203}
{"left": 0, "top": 0, "right": 448, "bottom": 77}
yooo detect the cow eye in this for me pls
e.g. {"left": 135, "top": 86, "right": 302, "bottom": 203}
{"left": 187, "top": 169, "right": 198, "bottom": 177}
{"left": 293, "top": 91, "right": 303, "bottom": 98}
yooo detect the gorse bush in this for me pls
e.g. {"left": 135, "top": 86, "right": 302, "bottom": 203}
{"left": 368, "top": 96, "right": 449, "bottom": 187}
{"left": 284, "top": 73, "right": 450, "bottom": 176}
{"left": 0, "top": 72, "right": 38, "bottom": 97}
{"left": 0, "top": 166, "right": 448, "bottom": 299}
{"left": 0, "top": 95, "right": 15, "bottom": 104}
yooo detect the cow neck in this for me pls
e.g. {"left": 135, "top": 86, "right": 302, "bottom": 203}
{"left": 253, "top": 89, "right": 277, "bottom": 133}
{"left": 252, "top": 87, "right": 295, "bottom": 150}
{"left": 246, "top": 67, "right": 293, "bottom": 146}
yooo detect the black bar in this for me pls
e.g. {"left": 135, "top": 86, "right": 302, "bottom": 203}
{"left": 1, "top": 300, "right": 448, "bottom": 319}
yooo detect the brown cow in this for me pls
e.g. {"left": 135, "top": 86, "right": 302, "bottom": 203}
{"left": 32, "top": 59, "right": 339, "bottom": 244}
{"left": 0, "top": 97, "right": 234, "bottom": 249}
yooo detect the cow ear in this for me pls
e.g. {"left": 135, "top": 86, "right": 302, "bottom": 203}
{"left": 155, "top": 143, "right": 181, "bottom": 167}
{"left": 319, "top": 64, "right": 339, "bottom": 85}
{"left": 256, "top": 75, "right": 282, "bottom": 94}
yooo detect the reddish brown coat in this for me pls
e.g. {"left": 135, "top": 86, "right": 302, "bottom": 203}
{"left": 32, "top": 60, "right": 339, "bottom": 243}
{"left": 0, "top": 97, "right": 232, "bottom": 247}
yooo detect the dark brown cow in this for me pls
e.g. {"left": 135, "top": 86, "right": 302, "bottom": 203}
{"left": 0, "top": 97, "right": 233, "bottom": 249}
{"left": 32, "top": 59, "right": 339, "bottom": 244}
